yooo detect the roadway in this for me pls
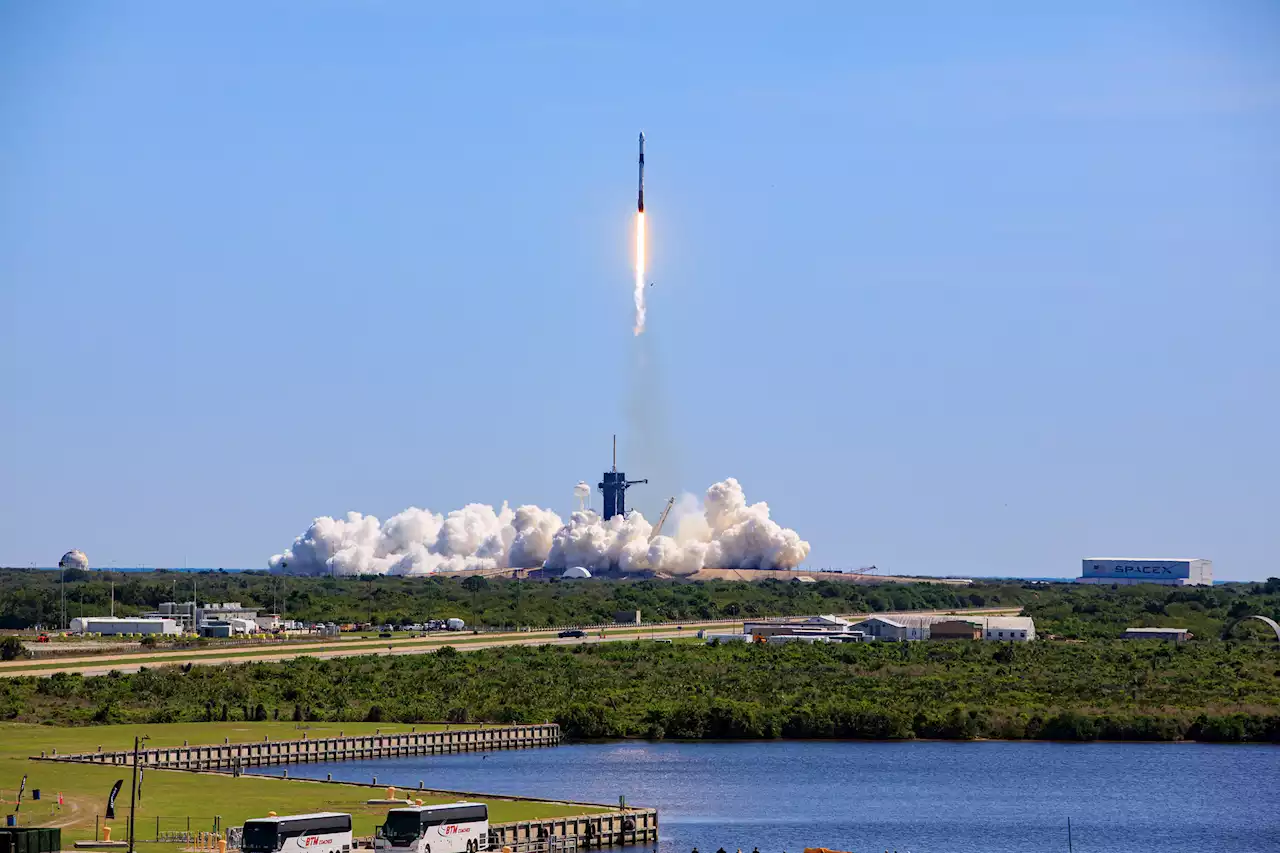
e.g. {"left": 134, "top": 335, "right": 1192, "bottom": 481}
{"left": 0, "top": 608, "right": 1020, "bottom": 678}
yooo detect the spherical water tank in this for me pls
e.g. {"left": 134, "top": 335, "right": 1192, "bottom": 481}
{"left": 59, "top": 550, "right": 89, "bottom": 571}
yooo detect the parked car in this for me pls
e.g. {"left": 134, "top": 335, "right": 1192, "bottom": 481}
{"left": 559, "top": 629, "right": 587, "bottom": 639}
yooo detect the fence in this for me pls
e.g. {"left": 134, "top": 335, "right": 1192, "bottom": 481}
{"left": 154, "top": 817, "right": 223, "bottom": 843}
{"left": 494, "top": 835, "right": 579, "bottom": 853}
{"left": 487, "top": 809, "right": 658, "bottom": 850}
{"left": 48, "top": 725, "right": 562, "bottom": 771}
{"left": 88, "top": 816, "right": 222, "bottom": 844}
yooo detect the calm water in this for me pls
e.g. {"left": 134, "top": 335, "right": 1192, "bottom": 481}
{"left": 250, "top": 740, "right": 1280, "bottom": 853}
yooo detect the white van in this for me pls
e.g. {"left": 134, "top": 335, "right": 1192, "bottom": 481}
{"left": 241, "top": 813, "right": 353, "bottom": 853}
{"left": 375, "top": 803, "right": 489, "bottom": 853}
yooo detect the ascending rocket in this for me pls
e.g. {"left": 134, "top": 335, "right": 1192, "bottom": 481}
{"left": 637, "top": 132, "right": 645, "bottom": 213}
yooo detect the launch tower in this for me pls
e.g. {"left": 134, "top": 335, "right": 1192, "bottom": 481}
{"left": 598, "top": 434, "right": 646, "bottom": 521}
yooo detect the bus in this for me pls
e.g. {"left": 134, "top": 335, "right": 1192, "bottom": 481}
{"left": 241, "top": 813, "right": 354, "bottom": 853}
{"left": 374, "top": 803, "right": 489, "bottom": 853}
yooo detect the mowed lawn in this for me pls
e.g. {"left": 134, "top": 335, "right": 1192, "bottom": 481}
{"left": 0, "top": 721, "right": 605, "bottom": 851}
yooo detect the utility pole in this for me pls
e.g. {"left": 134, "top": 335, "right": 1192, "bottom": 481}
{"left": 128, "top": 734, "right": 148, "bottom": 853}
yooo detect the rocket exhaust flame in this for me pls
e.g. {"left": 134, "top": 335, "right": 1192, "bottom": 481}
{"left": 634, "top": 211, "right": 646, "bottom": 336}
{"left": 633, "top": 131, "right": 647, "bottom": 336}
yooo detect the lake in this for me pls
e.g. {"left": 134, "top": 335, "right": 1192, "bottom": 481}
{"left": 249, "top": 740, "right": 1280, "bottom": 853}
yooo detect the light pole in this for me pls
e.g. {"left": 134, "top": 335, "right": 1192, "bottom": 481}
{"left": 128, "top": 734, "right": 149, "bottom": 853}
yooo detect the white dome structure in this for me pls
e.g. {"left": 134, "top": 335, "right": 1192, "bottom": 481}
{"left": 561, "top": 566, "right": 592, "bottom": 579}
{"left": 58, "top": 550, "right": 89, "bottom": 571}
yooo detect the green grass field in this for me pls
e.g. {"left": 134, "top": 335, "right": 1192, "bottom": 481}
{"left": 0, "top": 722, "right": 605, "bottom": 851}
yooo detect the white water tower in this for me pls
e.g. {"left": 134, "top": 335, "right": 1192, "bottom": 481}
{"left": 573, "top": 481, "right": 591, "bottom": 512}
{"left": 57, "top": 550, "right": 89, "bottom": 631}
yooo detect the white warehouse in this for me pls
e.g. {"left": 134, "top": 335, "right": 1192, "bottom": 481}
{"left": 1077, "top": 558, "right": 1213, "bottom": 587}
{"left": 69, "top": 617, "right": 181, "bottom": 636}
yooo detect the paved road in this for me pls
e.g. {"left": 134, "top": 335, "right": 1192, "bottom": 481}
{"left": 0, "top": 621, "right": 741, "bottom": 671}
{"left": 1, "top": 608, "right": 1021, "bottom": 678}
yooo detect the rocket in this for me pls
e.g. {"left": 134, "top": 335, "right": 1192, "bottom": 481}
{"left": 637, "top": 132, "right": 645, "bottom": 213}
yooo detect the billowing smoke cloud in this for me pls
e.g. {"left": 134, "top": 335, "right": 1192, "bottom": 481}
{"left": 269, "top": 503, "right": 564, "bottom": 576}
{"left": 545, "top": 478, "right": 809, "bottom": 575}
{"left": 270, "top": 478, "right": 808, "bottom": 577}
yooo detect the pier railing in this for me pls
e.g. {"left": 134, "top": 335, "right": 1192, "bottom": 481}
{"left": 40, "top": 724, "right": 561, "bottom": 771}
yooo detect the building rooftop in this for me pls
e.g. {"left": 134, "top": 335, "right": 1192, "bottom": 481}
{"left": 851, "top": 614, "right": 1035, "bottom": 631}
{"left": 74, "top": 616, "right": 175, "bottom": 622}
{"left": 1124, "top": 626, "right": 1189, "bottom": 633}
{"left": 856, "top": 616, "right": 906, "bottom": 628}
{"left": 1084, "top": 557, "right": 1205, "bottom": 562}
{"left": 981, "top": 616, "right": 1035, "bottom": 630}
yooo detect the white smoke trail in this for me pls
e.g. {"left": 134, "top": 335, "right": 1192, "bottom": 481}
{"left": 269, "top": 479, "right": 809, "bottom": 577}
{"left": 633, "top": 211, "right": 646, "bottom": 335}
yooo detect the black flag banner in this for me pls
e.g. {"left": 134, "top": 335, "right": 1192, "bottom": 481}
{"left": 106, "top": 779, "right": 124, "bottom": 819}
{"left": 16, "top": 774, "right": 27, "bottom": 811}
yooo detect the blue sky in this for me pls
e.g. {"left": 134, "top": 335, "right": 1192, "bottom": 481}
{"left": 2, "top": 2, "right": 1277, "bottom": 579}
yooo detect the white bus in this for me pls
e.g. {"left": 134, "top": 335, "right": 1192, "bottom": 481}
{"left": 241, "top": 813, "right": 354, "bottom": 853}
{"left": 375, "top": 803, "right": 489, "bottom": 853}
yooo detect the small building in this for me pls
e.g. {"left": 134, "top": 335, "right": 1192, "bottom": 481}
{"left": 613, "top": 610, "right": 642, "bottom": 625}
{"left": 982, "top": 616, "right": 1035, "bottom": 641}
{"left": 851, "top": 617, "right": 918, "bottom": 641}
{"left": 1077, "top": 558, "right": 1213, "bottom": 587}
{"left": 1122, "top": 627, "right": 1191, "bottom": 642}
{"left": 803, "top": 614, "right": 852, "bottom": 628}
{"left": 744, "top": 614, "right": 852, "bottom": 640}
{"left": 929, "top": 619, "right": 983, "bottom": 641}
{"left": 71, "top": 617, "right": 181, "bottom": 636}
{"left": 199, "top": 602, "right": 261, "bottom": 623}
{"left": 851, "top": 614, "right": 1036, "bottom": 642}
{"left": 702, "top": 633, "right": 751, "bottom": 644}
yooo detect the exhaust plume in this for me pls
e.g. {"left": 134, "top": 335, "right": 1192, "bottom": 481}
{"left": 269, "top": 503, "right": 563, "bottom": 576}
{"left": 634, "top": 211, "right": 646, "bottom": 335}
{"left": 269, "top": 479, "right": 808, "bottom": 577}
{"left": 546, "top": 478, "right": 810, "bottom": 575}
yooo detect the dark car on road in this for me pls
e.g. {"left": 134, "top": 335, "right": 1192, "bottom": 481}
{"left": 558, "top": 629, "right": 587, "bottom": 639}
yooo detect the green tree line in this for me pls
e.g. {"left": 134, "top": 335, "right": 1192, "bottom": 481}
{"left": 3, "top": 568, "right": 1278, "bottom": 638}
{"left": 2, "top": 638, "right": 1278, "bottom": 742}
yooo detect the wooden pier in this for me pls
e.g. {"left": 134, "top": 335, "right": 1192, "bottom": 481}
{"left": 489, "top": 809, "right": 659, "bottom": 850}
{"left": 43, "top": 725, "right": 561, "bottom": 771}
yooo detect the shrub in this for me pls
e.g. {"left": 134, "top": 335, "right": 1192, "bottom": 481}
{"left": 0, "top": 636, "right": 24, "bottom": 661}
